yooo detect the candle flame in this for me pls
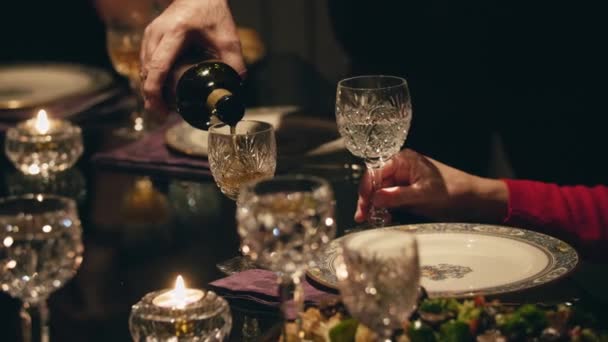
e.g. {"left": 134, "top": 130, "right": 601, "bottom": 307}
{"left": 174, "top": 275, "right": 186, "bottom": 304}
{"left": 35, "top": 110, "right": 50, "bottom": 134}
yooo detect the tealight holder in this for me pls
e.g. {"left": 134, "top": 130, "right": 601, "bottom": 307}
{"left": 5, "top": 168, "right": 87, "bottom": 204}
{"left": 129, "top": 289, "right": 232, "bottom": 341}
{"left": 4, "top": 114, "right": 83, "bottom": 176}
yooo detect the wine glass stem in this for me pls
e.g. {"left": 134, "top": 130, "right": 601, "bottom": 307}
{"left": 365, "top": 161, "right": 390, "bottom": 227}
{"left": 278, "top": 273, "right": 305, "bottom": 340}
{"left": 130, "top": 79, "right": 146, "bottom": 133}
{"left": 20, "top": 301, "right": 50, "bottom": 342}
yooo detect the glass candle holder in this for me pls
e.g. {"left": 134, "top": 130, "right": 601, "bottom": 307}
{"left": 5, "top": 168, "right": 87, "bottom": 203}
{"left": 5, "top": 115, "right": 83, "bottom": 176}
{"left": 129, "top": 287, "right": 232, "bottom": 341}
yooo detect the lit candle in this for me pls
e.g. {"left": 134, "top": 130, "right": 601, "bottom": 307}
{"left": 152, "top": 275, "right": 204, "bottom": 308}
{"left": 25, "top": 109, "right": 59, "bottom": 135}
{"left": 33, "top": 109, "right": 51, "bottom": 134}
{"left": 4, "top": 108, "right": 83, "bottom": 175}
{"left": 129, "top": 275, "right": 232, "bottom": 340}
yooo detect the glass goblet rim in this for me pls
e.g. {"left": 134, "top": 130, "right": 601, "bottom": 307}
{"left": 208, "top": 120, "right": 274, "bottom": 137}
{"left": 339, "top": 229, "right": 418, "bottom": 258}
{"left": 241, "top": 174, "right": 332, "bottom": 196}
{"left": 338, "top": 75, "right": 408, "bottom": 91}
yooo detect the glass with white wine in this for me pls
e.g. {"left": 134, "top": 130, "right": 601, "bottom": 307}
{"left": 208, "top": 120, "right": 277, "bottom": 274}
{"left": 208, "top": 120, "right": 277, "bottom": 201}
{"left": 336, "top": 75, "right": 412, "bottom": 227}
{"left": 104, "top": 3, "right": 159, "bottom": 138}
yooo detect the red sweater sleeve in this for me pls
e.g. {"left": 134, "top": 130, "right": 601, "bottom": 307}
{"left": 503, "top": 179, "right": 608, "bottom": 243}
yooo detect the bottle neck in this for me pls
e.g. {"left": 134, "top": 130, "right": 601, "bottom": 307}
{"left": 206, "top": 88, "right": 233, "bottom": 114}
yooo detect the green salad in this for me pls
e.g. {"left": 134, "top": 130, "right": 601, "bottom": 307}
{"left": 284, "top": 296, "right": 607, "bottom": 342}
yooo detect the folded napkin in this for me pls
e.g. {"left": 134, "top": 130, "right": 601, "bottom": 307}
{"left": 92, "top": 117, "right": 212, "bottom": 180}
{"left": 210, "top": 269, "right": 338, "bottom": 309}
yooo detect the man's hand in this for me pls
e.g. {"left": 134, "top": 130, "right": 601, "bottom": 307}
{"left": 141, "top": 0, "right": 246, "bottom": 116}
{"left": 355, "top": 149, "right": 508, "bottom": 223}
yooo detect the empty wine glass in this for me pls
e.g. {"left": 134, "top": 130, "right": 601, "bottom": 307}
{"left": 208, "top": 120, "right": 277, "bottom": 275}
{"left": 0, "top": 194, "right": 84, "bottom": 342}
{"left": 336, "top": 75, "right": 412, "bottom": 227}
{"left": 236, "top": 175, "right": 336, "bottom": 337}
{"left": 336, "top": 230, "right": 419, "bottom": 341}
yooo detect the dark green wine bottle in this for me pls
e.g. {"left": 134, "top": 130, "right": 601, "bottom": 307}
{"left": 174, "top": 61, "right": 245, "bottom": 130}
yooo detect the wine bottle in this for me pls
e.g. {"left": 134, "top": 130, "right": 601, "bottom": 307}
{"left": 170, "top": 60, "right": 245, "bottom": 130}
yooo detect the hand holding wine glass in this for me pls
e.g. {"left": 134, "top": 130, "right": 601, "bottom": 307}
{"left": 336, "top": 75, "right": 412, "bottom": 227}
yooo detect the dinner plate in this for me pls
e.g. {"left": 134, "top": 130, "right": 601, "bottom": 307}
{"left": 0, "top": 63, "right": 113, "bottom": 110}
{"left": 307, "top": 223, "right": 578, "bottom": 298}
{"left": 165, "top": 106, "right": 341, "bottom": 157}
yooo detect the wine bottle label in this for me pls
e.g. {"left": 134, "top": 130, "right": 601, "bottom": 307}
{"left": 206, "top": 88, "right": 233, "bottom": 110}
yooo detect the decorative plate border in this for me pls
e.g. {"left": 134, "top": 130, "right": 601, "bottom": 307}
{"left": 165, "top": 120, "right": 208, "bottom": 157}
{"left": 307, "top": 223, "right": 578, "bottom": 298}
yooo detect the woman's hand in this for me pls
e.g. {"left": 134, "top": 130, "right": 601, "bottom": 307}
{"left": 355, "top": 149, "right": 508, "bottom": 223}
{"left": 140, "top": 0, "right": 246, "bottom": 115}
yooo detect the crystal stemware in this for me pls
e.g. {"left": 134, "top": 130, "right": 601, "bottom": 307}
{"left": 208, "top": 120, "right": 277, "bottom": 201}
{"left": 0, "top": 194, "right": 84, "bottom": 342}
{"left": 236, "top": 175, "right": 336, "bottom": 338}
{"left": 336, "top": 230, "right": 419, "bottom": 341}
{"left": 103, "top": 2, "right": 159, "bottom": 139}
{"left": 335, "top": 75, "right": 412, "bottom": 227}
{"left": 208, "top": 120, "right": 277, "bottom": 275}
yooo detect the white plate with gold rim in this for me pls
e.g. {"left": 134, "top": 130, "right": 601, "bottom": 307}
{"left": 308, "top": 223, "right": 578, "bottom": 298}
{"left": 0, "top": 63, "right": 113, "bottom": 111}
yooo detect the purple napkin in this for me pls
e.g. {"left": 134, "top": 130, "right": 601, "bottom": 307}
{"left": 209, "top": 269, "right": 338, "bottom": 308}
{"left": 92, "top": 117, "right": 212, "bottom": 180}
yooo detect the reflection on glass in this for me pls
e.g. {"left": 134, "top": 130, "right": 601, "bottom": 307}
{"left": 168, "top": 180, "right": 222, "bottom": 225}
{"left": 120, "top": 177, "right": 171, "bottom": 227}
{"left": 336, "top": 230, "right": 419, "bottom": 340}
{"left": 336, "top": 75, "right": 412, "bottom": 227}
{"left": 0, "top": 195, "right": 84, "bottom": 342}
{"left": 237, "top": 175, "right": 336, "bottom": 338}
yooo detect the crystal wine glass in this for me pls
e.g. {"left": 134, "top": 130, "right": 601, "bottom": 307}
{"left": 336, "top": 75, "right": 412, "bottom": 227}
{"left": 335, "top": 230, "right": 419, "bottom": 341}
{"left": 236, "top": 175, "right": 336, "bottom": 338}
{"left": 0, "top": 194, "right": 84, "bottom": 342}
{"left": 104, "top": 3, "right": 159, "bottom": 139}
{"left": 208, "top": 120, "right": 277, "bottom": 201}
{"left": 208, "top": 120, "right": 277, "bottom": 275}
